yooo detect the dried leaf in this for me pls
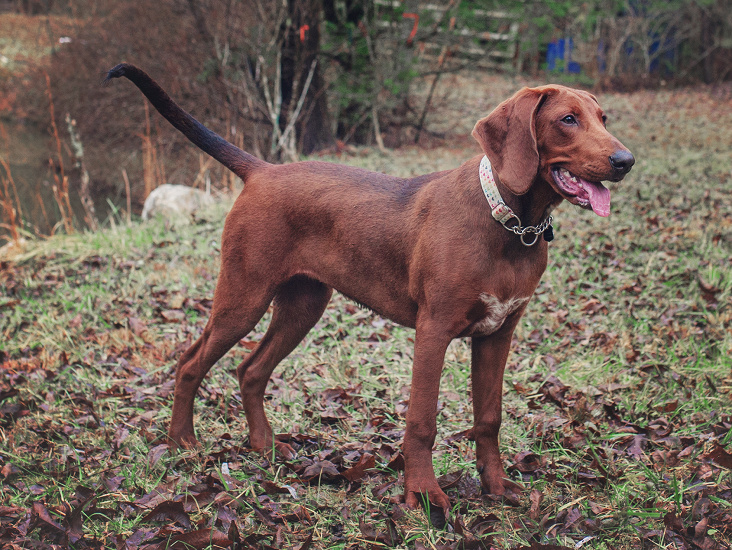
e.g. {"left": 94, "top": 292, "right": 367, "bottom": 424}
{"left": 147, "top": 443, "right": 170, "bottom": 468}
{"left": 697, "top": 276, "right": 720, "bottom": 304}
{"left": 705, "top": 443, "right": 732, "bottom": 469}
{"left": 65, "top": 485, "right": 96, "bottom": 543}
{"left": 160, "top": 309, "right": 185, "bottom": 323}
{"left": 694, "top": 516, "right": 709, "bottom": 538}
{"left": 663, "top": 511, "right": 684, "bottom": 532}
{"left": 655, "top": 400, "right": 678, "bottom": 413}
{"left": 30, "top": 502, "right": 66, "bottom": 543}
{"left": 529, "top": 489, "right": 543, "bottom": 520}
{"left": 627, "top": 434, "right": 647, "bottom": 458}
{"left": 157, "top": 528, "right": 231, "bottom": 549}
{"left": 340, "top": 453, "right": 375, "bottom": 482}
{"left": 260, "top": 480, "right": 292, "bottom": 495}
{"left": 302, "top": 460, "right": 340, "bottom": 479}
{"left": 1, "top": 463, "right": 20, "bottom": 478}
{"left": 32, "top": 502, "right": 64, "bottom": 531}
{"left": 295, "top": 533, "right": 314, "bottom": 550}
{"left": 511, "top": 451, "right": 543, "bottom": 473}
{"left": 358, "top": 516, "right": 402, "bottom": 547}
{"left": 446, "top": 428, "right": 473, "bottom": 444}
{"left": 141, "top": 500, "right": 191, "bottom": 529}
{"left": 386, "top": 452, "right": 405, "bottom": 472}
{"left": 128, "top": 316, "right": 148, "bottom": 336}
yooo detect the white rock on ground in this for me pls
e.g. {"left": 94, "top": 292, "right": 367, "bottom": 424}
{"left": 141, "top": 184, "right": 214, "bottom": 222}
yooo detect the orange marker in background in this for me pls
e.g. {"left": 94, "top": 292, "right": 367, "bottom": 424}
{"left": 403, "top": 13, "right": 418, "bottom": 45}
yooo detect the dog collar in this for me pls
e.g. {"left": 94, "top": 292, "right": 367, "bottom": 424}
{"left": 479, "top": 155, "right": 554, "bottom": 246}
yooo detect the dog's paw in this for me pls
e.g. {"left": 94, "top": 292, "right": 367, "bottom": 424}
{"left": 404, "top": 479, "right": 451, "bottom": 526}
{"left": 251, "top": 437, "right": 297, "bottom": 461}
{"left": 274, "top": 440, "right": 297, "bottom": 461}
{"left": 478, "top": 470, "right": 523, "bottom": 504}
{"left": 168, "top": 431, "right": 200, "bottom": 449}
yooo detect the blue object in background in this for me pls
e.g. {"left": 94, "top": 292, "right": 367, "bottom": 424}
{"left": 649, "top": 35, "right": 676, "bottom": 74}
{"left": 547, "top": 38, "right": 581, "bottom": 73}
{"left": 597, "top": 39, "right": 606, "bottom": 73}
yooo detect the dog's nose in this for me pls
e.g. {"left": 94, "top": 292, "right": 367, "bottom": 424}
{"left": 609, "top": 150, "right": 635, "bottom": 175}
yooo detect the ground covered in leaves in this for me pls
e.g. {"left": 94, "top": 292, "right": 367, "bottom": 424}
{"left": 1, "top": 79, "right": 731, "bottom": 549}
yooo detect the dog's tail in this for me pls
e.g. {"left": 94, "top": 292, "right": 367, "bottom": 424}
{"left": 105, "top": 63, "right": 265, "bottom": 180}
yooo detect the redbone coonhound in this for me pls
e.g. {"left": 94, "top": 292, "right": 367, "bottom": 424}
{"left": 106, "top": 64, "right": 634, "bottom": 513}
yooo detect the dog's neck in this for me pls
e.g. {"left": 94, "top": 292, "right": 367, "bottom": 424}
{"left": 479, "top": 155, "right": 559, "bottom": 245}
{"left": 513, "top": 177, "right": 563, "bottom": 227}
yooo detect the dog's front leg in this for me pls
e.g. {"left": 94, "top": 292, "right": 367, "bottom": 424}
{"left": 470, "top": 324, "right": 524, "bottom": 496}
{"left": 403, "top": 321, "right": 453, "bottom": 512}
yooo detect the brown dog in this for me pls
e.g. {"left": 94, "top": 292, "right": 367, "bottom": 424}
{"left": 106, "top": 64, "right": 634, "bottom": 511}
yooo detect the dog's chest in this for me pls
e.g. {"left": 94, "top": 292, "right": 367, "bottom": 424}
{"left": 469, "top": 294, "right": 531, "bottom": 336}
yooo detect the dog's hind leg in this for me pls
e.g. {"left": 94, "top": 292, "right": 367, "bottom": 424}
{"left": 168, "top": 270, "right": 277, "bottom": 448}
{"left": 236, "top": 276, "right": 332, "bottom": 458}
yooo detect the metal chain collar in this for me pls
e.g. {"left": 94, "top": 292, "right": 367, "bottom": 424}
{"left": 478, "top": 155, "right": 554, "bottom": 247}
{"left": 501, "top": 213, "right": 554, "bottom": 246}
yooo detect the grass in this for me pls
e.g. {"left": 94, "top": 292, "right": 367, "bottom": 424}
{"left": 1, "top": 78, "right": 731, "bottom": 549}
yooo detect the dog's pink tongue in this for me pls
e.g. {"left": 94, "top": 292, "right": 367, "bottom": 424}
{"left": 585, "top": 180, "right": 611, "bottom": 217}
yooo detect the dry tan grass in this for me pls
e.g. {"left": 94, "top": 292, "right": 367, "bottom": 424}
{"left": 0, "top": 13, "right": 79, "bottom": 70}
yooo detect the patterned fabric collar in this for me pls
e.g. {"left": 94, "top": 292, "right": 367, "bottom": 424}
{"left": 479, "top": 155, "right": 554, "bottom": 247}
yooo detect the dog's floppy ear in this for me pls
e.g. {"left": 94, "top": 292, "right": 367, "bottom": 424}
{"left": 472, "top": 87, "right": 547, "bottom": 195}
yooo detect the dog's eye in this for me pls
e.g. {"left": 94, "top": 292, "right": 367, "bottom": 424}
{"left": 602, "top": 115, "right": 608, "bottom": 127}
{"left": 561, "top": 115, "right": 577, "bottom": 125}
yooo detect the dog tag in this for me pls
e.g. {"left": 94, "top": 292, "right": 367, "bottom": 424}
{"left": 543, "top": 226, "right": 554, "bottom": 242}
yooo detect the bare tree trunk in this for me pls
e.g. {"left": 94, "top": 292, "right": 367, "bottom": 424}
{"left": 281, "top": 0, "right": 335, "bottom": 156}
{"left": 65, "top": 114, "right": 97, "bottom": 231}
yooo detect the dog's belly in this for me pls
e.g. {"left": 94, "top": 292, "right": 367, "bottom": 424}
{"left": 468, "top": 294, "right": 531, "bottom": 336}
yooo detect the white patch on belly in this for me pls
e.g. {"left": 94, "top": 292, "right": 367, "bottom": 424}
{"left": 471, "top": 294, "right": 531, "bottom": 336}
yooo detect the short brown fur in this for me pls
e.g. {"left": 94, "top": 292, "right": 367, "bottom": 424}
{"left": 106, "top": 64, "right": 634, "bottom": 512}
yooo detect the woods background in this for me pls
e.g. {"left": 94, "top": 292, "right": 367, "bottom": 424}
{"left": 0, "top": 0, "right": 731, "bottom": 237}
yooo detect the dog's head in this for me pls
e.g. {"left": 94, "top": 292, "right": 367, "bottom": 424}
{"left": 472, "top": 85, "right": 634, "bottom": 217}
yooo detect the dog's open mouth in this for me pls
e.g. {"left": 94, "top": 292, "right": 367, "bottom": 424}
{"left": 551, "top": 168, "right": 611, "bottom": 217}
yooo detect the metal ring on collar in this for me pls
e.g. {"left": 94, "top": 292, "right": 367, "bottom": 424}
{"left": 500, "top": 214, "right": 522, "bottom": 233}
{"left": 520, "top": 232, "right": 541, "bottom": 246}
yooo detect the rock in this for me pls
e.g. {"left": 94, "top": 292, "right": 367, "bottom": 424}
{"left": 141, "top": 184, "right": 214, "bottom": 222}
{"left": 0, "top": 237, "right": 27, "bottom": 260}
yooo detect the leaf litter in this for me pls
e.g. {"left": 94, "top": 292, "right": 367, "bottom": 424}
{"left": 1, "top": 81, "right": 732, "bottom": 548}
